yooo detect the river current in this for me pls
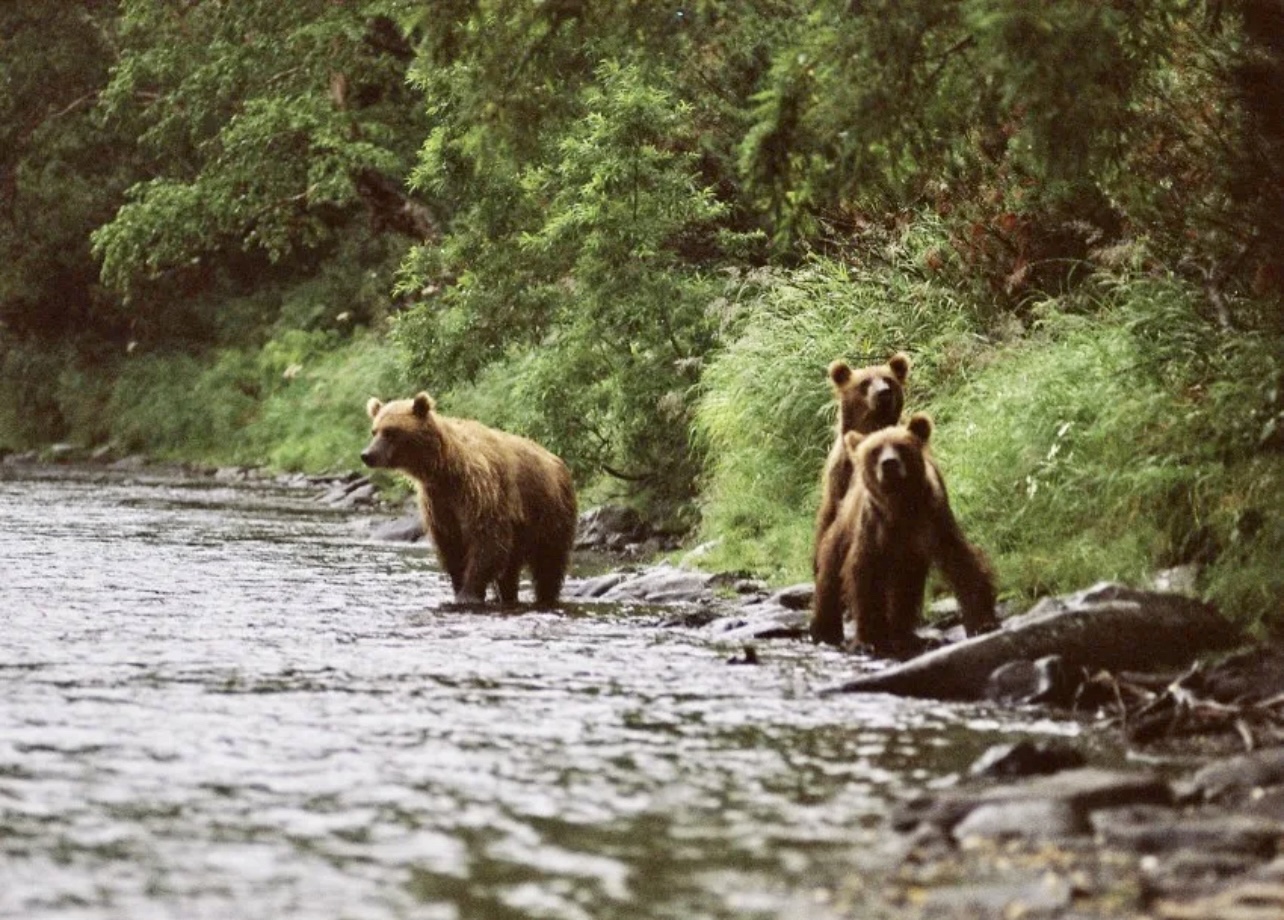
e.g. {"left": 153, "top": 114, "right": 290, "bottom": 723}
{"left": 0, "top": 465, "right": 1082, "bottom": 919}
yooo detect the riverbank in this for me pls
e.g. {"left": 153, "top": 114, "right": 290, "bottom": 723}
{"left": 6, "top": 455, "right": 1281, "bottom": 919}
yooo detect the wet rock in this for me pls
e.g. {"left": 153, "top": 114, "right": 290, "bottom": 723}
{"left": 726, "top": 646, "right": 759, "bottom": 666}
{"left": 47, "top": 442, "right": 81, "bottom": 463}
{"left": 707, "top": 607, "right": 809, "bottom": 642}
{"left": 917, "top": 872, "right": 1074, "bottom": 916}
{"left": 368, "top": 512, "right": 425, "bottom": 543}
{"left": 568, "top": 572, "right": 632, "bottom": 599}
{"left": 952, "top": 798, "right": 1086, "bottom": 841}
{"left": 823, "top": 583, "right": 1239, "bottom": 701}
{"left": 320, "top": 477, "right": 378, "bottom": 509}
{"left": 768, "top": 582, "right": 813, "bottom": 611}
{"left": 678, "top": 539, "right": 721, "bottom": 567}
{"left": 1152, "top": 563, "right": 1202, "bottom": 596}
{"left": 895, "top": 768, "right": 1172, "bottom": 840}
{"left": 109, "top": 454, "right": 149, "bottom": 471}
{"left": 1091, "top": 805, "right": 1283, "bottom": 858}
{"left": 657, "top": 608, "right": 723, "bottom": 629}
{"left": 967, "top": 739, "right": 1087, "bottom": 780}
{"left": 567, "top": 564, "right": 717, "bottom": 605}
{"left": 705, "top": 583, "right": 811, "bottom": 641}
{"left": 1197, "top": 645, "right": 1284, "bottom": 705}
{"left": 1140, "top": 849, "right": 1265, "bottom": 904}
{"left": 574, "top": 504, "right": 650, "bottom": 551}
{"left": 1150, "top": 874, "right": 1284, "bottom": 920}
{"left": 983, "top": 655, "right": 1079, "bottom": 705}
{"left": 1189, "top": 747, "right": 1284, "bottom": 804}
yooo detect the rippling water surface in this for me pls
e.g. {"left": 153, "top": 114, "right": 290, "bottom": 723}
{"left": 0, "top": 465, "right": 1080, "bottom": 919}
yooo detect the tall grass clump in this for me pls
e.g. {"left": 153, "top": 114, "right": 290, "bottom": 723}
{"left": 693, "top": 246, "right": 988, "bottom": 581}
{"left": 695, "top": 253, "right": 1284, "bottom": 634}
{"left": 904, "top": 272, "right": 1284, "bottom": 632}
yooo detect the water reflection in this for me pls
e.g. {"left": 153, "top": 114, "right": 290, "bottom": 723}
{"left": 0, "top": 466, "right": 1080, "bottom": 919}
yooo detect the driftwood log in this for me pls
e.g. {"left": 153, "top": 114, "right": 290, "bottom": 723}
{"left": 821, "top": 583, "right": 1240, "bottom": 702}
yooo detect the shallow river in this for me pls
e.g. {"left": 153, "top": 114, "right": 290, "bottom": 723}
{"left": 0, "top": 465, "right": 1085, "bottom": 919}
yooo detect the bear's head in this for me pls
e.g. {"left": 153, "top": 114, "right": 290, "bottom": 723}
{"left": 361, "top": 392, "right": 439, "bottom": 472}
{"left": 828, "top": 352, "right": 910, "bottom": 435}
{"left": 844, "top": 413, "right": 933, "bottom": 504}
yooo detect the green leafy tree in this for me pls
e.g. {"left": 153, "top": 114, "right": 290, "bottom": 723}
{"left": 0, "top": 1, "right": 132, "bottom": 342}
{"left": 91, "top": 0, "right": 431, "bottom": 334}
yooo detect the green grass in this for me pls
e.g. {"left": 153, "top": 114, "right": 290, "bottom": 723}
{"left": 694, "top": 259, "right": 1284, "bottom": 634}
{"left": 95, "top": 329, "right": 413, "bottom": 472}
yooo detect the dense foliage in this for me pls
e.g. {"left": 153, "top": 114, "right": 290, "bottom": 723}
{"left": 2, "top": 1, "right": 1282, "bottom": 628}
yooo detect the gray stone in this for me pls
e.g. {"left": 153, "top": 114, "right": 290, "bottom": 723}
{"left": 824, "top": 583, "right": 1239, "bottom": 701}
{"left": 1191, "top": 748, "right": 1284, "bottom": 804}
{"left": 574, "top": 504, "right": 649, "bottom": 551}
{"left": 968, "top": 739, "right": 1086, "bottom": 779}
{"left": 368, "top": 513, "right": 424, "bottom": 542}
{"left": 1152, "top": 563, "right": 1201, "bottom": 595}
{"left": 917, "top": 875, "right": 1074, "bottom": 916}
{"left": 768, "top": 582, "right": 813, "bottom": 611}
{"left": 567, "top": 573, "right": 631, "bottom": 599}
{"left": 589, "top": 564, "right": 716, "bottom": 604}
{"left": 952, "top": 798, "right": 1086, "bottom": 841}
{"left": 896, "top": 768, "right": 1172, "bottom": 838}
{"left": 1139, "top": 849, "right": 1263, "bottom": 902}
{"left": 1092, "top": 805, "right": 1283, "bottom": 858}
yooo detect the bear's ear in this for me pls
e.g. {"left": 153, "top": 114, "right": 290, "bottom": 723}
{"left": 412, "top": 392, "right": 435, "bottom": 418}
{"left": 888, "top": 352, "right": 911, "bottom": 383}
{"left": 843, "top": 430, "right": 865, "bottom": 454}
{"left": 828, "top": 360, "right": 852, "bottom": 389}
{"left": 366, "top": 397, "right": 384, "bottom": 420}
{"left": 907, "top": 413, "right": 933, "bottom": 443}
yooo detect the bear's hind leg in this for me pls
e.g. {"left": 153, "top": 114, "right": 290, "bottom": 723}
{"left": 496, "top": 563, "right": 521, "bottom": 606}
{"left": 531, "top": 548, "right": 568, "bottom": 607}
{"left": 935, "top": 525, "right": 999, "bottom": 636}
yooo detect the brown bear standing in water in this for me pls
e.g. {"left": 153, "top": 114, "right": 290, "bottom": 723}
{"left": 813, "top": 352, "right": 911, "bottom": 574}
{"left": 362, "top": 393, "right": 577, "bottom": 606}
{"left": 810, "top": 413, "right": 998, "bottom": 652}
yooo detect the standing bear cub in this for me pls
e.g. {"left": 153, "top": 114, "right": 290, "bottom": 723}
{"left": 362, "top": 393, "right": 577, "bottom": 606}
{"left": 810, "top": 413, "right": 998, "bottom": 652}
{"left": 813, "top": 352, "right": 911, "bottom": 574}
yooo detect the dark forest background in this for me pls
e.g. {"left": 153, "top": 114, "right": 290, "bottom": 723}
{"left": 3, "top": 1, "right": 1283, "bottom": 629}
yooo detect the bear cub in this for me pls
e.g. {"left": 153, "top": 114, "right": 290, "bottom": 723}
{"left": 813, "top": 352, "right": 911, "bottom": 573}
{"left": 810, "top": 413, "right": 998, "bottom": 653}
{"left": 362, "top": 393, "right": 577, "bottom": 606}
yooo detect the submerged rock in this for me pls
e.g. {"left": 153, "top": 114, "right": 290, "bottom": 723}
{"left": 822, "top": 583, "right": 1240, "bottom": 701}
{"left": 967, "top": 739, "right": 1086, "bottom": 780}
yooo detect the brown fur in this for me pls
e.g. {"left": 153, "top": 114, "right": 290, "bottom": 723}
{"left": 813, "top": 353, "right": 911, "bottom": 574}
{"left": 362, "top": 393, "right": 577, "bottom": 606}
{"left": 810, "top": 413, "right": 998, "bottom": 652}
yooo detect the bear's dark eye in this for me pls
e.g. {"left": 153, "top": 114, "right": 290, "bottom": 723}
{"left": 857, "top": 381, "right": 870, "bottom": 393}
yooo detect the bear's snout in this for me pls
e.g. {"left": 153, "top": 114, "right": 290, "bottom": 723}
{"left": 876, "top": 445, "right": 905, "bottom": 483}
{"left": 360, "top": 437, "right": 387, "bottom": 468}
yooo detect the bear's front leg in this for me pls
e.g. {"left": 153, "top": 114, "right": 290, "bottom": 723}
{"left": 457, "top": 546, "right": 504, "bottom": 605}
{"left": 810, "top": 527, "right": 850, "bottom": 646}
{"left": 848, "top": 552, "right": 891, "bottom": 651}
{"left": 933, "top": 517, "right": 999, "bottom": 637}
